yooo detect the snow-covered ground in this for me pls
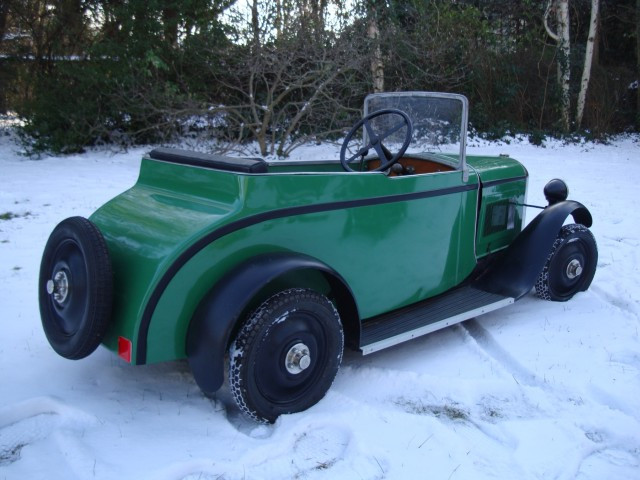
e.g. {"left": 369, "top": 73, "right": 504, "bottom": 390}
{"left": 1, "top": 132, "right": 639, "bottom": 479}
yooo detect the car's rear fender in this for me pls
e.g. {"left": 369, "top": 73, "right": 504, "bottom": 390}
{"left": 186, "top": 252, "right": 359, "bottom": 394}
{"left": 473, "top": 200, "right": 592, "bottom": 299}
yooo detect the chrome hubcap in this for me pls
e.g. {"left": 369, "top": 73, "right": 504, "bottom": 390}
{"left": 285, "top": 343, "right": 311, "bottom": 374}
{"left": 47, "top": 270, "right": 70, "bottom": 305}
{"left": 566, "top": 259, "right": 583, "bottom": 279}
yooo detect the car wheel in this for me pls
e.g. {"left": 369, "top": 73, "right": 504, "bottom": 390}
{"left": 229, "top": 288, "right": 344, "bottom": 423}
{"left": 39, "top": 216, "right": 113, "bottom": 359}
{"left": 535, "top": 224, "right": 597, "bottom": 302}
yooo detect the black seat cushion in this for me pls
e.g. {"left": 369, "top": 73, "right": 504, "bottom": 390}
{"left": 149, "top": 148, "right": 268, "bottom": 174}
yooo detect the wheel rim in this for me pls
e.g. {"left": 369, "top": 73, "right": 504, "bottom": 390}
{"left": 285, "top": 342, "right": 312, "bottom": 374}
{"left": 45, "top": 239, "right": 89, "bottom": 336}
{"left": 254, "top": 311, "right": 328, "bottom": 406}
{"left": 565, "top": 259, "right": 583, "bottom": 279}
{"left": 549, "top": 239, "right": 589, "bottom": 299}
{"left": 47, "top": 270, "right": 70, "bottom": 304}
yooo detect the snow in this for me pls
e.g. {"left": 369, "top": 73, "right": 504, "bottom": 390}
{"left": 1, "top": 131, "right": 639, "bottom": 479}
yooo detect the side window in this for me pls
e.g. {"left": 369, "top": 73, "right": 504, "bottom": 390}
{"left": 484, "top": 200, "right": 517, "bottom": 235}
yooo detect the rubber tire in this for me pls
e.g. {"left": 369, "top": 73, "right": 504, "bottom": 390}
{"left": 229, "top": 288, "right": 344, "bottom": 423}
{"left": 535, "top": 224, "right": 598, "bottom": 302}
{"left": 39, "top": 216, "right": 113, "bottom": 359}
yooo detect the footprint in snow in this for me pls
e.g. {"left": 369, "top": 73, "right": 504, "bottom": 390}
{"left": 148, "top": 424, "right": 365, "bottom": 480}
{"left": 0, "top": 396, "right": 96, "bottom": 466}
{"left": 576, "top": 447, "right": 640, "bottom": 480}
{"left": 290, "top": 424, "right": 351, "bottom": 472}
{"left": 242, "top": 423, "right": 370, "bottom": 479}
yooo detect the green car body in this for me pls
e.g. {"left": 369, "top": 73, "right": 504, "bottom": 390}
{"left": 39, "top": 92, "right": 597, "bottom": 421}
{"left": 91, "top": 151, "right": 527, "bottom": 365}
{"left": 90, "top": 150, "right": 527, "bottom": 363}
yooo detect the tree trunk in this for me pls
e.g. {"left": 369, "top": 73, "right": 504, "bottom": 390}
{"left": 310, "top": 0, "right": 326, "bottom": 34}
{"left": 0, "top": 0, "right": 8, "bottom": 113}
{"left": 0, "top": 0, "right": 9, "bottom": 44}
{"left": 367, "top": 6, "right": 384, "bottom": 93}
{"left": 162, "top": 4, "right": 179, "bottom": 47}
{"left": 102, "top": 0, "right": 125, "bottom": 40}
{"left": 637, "top": 0, "right": 640, "bottom": 129}
{"left": 545, "top": 0, "right": 571, "bottom": 131}
{"left": 251, "top": 0, "right": 260, "bottom": 53}
{"left": 575, "top": 0, "right": 599, "bottom": 128}
{"left": 275, "top": 0, "right": 282, "bottom": 40}
{"left": 557, "top": 0, "right": 571, "bottom": 131}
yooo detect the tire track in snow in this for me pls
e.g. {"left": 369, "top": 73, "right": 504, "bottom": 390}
{"left": 460, "top": 319, "right": 542, "bottom": 388}
{"left": 590, "top": 284, "right": 640, "bottom": 321}
{"left": 461, "top": 317, "right": 640, "bottom": 419}
{"left": 460, "top": 318, "right": 640, "bottom": 480}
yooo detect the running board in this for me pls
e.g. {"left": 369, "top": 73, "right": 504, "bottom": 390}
{"left": 360, "top": 287, "right": 514, "bottom": 354}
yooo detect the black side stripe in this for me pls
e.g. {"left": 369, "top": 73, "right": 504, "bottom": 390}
{"left": 136, "top": 182, "right": 479, "bottom": 363}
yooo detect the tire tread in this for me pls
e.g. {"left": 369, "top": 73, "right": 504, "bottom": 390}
{"left": 39, "top": 216, "right": 113, "bottom": 359}
{"left": 535, "top": 224, "right": 597, "bottom": 302}
{"left": 229, "top": 288, "right": 343, "bottom": 423}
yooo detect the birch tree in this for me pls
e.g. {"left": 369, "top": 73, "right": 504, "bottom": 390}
{"left": 575, "top": 0, "right": 599, "bottom": 128}
{"left": 544, "top": 0, "right": 571, "bottom": 131}
{"left": 367, "top": 1, "right": 384, "bottom": 93}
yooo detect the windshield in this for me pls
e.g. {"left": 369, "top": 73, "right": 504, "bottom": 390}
{"left": 364, "top": 92, "right": 468, "bottom": 171}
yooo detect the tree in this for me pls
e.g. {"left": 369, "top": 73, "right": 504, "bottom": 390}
{"left": 544, "top": 0, "right": 571, "bottom": 131}
{"left": 208, "top": 39, "right": 365, "bottom": 156}
{"left": 0, "top": 0, "right": 9, "bottom": 44}
{"left": 4, "top": 0, "right": 638, "bottom": 152}
{"left": 12, "top": 0, "right": 233, "bottom": 152}
{"left": 199, "top": 0, "right": 366, "bottom": 156}
{"left": 381, "top": 1, "right": 485, "bottom": 92}
{"left": 367, "top": 1, "right": 384, "bottom": 93}
{"left": 0, "top": 0, "right": 11, "bottom": 114}
{"left": 575, "top": 0, "right": 599, "bottom": 128}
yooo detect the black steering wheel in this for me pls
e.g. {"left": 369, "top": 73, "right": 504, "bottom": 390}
{"left": 340, "top": 109, "right": 413, "bottom": 172}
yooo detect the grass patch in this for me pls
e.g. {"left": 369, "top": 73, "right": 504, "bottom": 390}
{"left": 395, "top": 397, "right": 469, "bottom": 422}
{"left": 0, "top": 211, "right": 32, "bottom": 221}
{"left": 430, "top": 404, "right": 469, "bottom": 421}
{"left": 314, "top": 459, "right": 337, "bottom": 471}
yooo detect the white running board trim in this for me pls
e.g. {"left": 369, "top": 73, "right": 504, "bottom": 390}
{"left": 361, "top": 297, "right": 514, "bottom": 355}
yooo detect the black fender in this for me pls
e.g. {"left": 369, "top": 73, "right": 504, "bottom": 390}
{"left": 186, "top": 252, "right": 358, "bottom": 394}
{"left": 473, "top": 200, "right": 592, "bottom": 300}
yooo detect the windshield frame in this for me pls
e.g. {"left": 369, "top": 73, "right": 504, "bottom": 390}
{"left": 363, "top": 91, "right": 469, "bottom": 179}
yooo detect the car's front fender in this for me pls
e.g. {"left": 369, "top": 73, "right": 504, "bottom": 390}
{"left": 474, "top": 200, "right": 592, "bottom": 300}
{"left": 186, "top": 252, "right": 357, "bottom": 394}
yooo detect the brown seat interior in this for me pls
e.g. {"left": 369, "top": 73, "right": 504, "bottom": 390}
{"left": 368, "top": 157, "right": 455, "bottom": 176}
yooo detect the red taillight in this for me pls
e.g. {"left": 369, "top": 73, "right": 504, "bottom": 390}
{"left": 118, "top": 336, "right": 132, "bottom": 363}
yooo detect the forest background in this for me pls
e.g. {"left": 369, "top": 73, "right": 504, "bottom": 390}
{"left": 0, "top": 0, "right": 638, "bottom": 156}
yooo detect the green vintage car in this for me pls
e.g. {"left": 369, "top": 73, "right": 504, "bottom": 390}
{"left": 39, "top": 92, "right": 597, "bottom": 422}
